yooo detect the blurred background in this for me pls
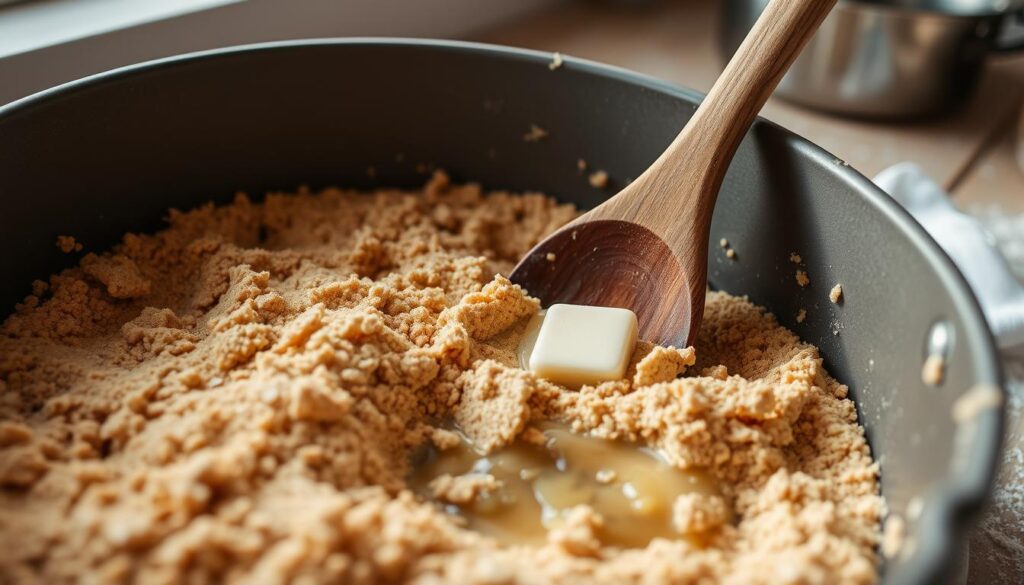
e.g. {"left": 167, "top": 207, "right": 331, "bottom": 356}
{"left": 1, "top": 1, "right": 1020, "bottom": 212}
{"left": 1, "top": 0, "right": 1022, "bottom": 583}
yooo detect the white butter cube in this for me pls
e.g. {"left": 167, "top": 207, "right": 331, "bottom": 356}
{"left": 528, "top": 304, "right": 638, "bottom": 388}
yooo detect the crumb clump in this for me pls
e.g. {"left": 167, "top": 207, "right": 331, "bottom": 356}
{"left": 523, "top": 124, "right": 548, "bottom": 142}
{"left": 81, "top": 253, "right": 152, "bottom": 299}
{"left": 548, "top": 52, "right": 563, "bottom": 70}
{"left": 0, "top": 172, "right": 881, "bottom": 584}
{"left": 719, "top": 238, "right": 736, "bottom": 259}
{"left": 588, "top": 170, "right": 609, "bottom": 188}
{"left": 952, "top": 384, "right": 1003, "bottom": 422}
{"left": 830, "top": 283, "right": 843, "bottom": 304}
{"left": 56, "top": 235, "right": 82, "bottom": 253}
{"left": 796, "top": 309, "right": 807, "bottom": 323}
{"left": 549, "top": 505, "right": 603, "bottom": 557}
{"left": 430, "top": 473, "right": 503, "bottom": 505}
{"left": 631, "top": 344, "right": 695, "bottom": 387}
{"left": 922, "top": 355, "right": 945, "bottom": 386}
{"left": 673, "top": 492, "right": 728, "bottom": 535}
{"left": 790, "top": 252, "right": 802, "bottom": 264}
{"left": 881, "top": 514, "right": 906, "bottom": 558}
{"left": 796, "top": 269, "right": 810, "bottom": 287}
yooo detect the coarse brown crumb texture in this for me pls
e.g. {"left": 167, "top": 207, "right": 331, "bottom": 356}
{"left": 523, "top": 124, "right": 548, "bottom": 143}
{"left": 796, "top": 269, "right": 810, "bottom": 287}
{"left": 921, "top": 355, "right": 945, "bottom": 386}
{"left": 830, "top": 284, "right": 843, "bottom": 304}
{"left": 0, "top": 172, "right": 881, "bottom": 584}
{"left": 588, "top": 170, "right": 609, "bottom": 189}
{"left": 56, "top": 235, "right": 83, "bottom": 254}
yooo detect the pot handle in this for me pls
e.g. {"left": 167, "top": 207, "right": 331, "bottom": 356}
{"left": 994, "top": 8, "right": 1024, "bottom": 52}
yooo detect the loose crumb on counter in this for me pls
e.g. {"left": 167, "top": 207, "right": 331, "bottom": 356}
{"left": 545, "top": 253, "right": 556, "bottom": 262}
{"left": 588, "top": 170, "right": 609, "bottom": 188}
{"left": 55, "top": 235, "right": 82, "bottom": 253}
{"left": 719, "top": 238, "right": 728, "bottom": 248}
{"left": 549, "top": 52, "right": 564, "bottom": 70}
{"left": 921, "top": 355, "right": 945, "bottom": 386}
{"left": 577, "top": 158, "right": 587, "bottom": 172}
{"left": 796, "top": 269, "right": 810, "bottom": 287}
{"left": 726, "top": 249, "right": 736, "bottom": 260}
{"left": 796, "top": 309, "right": 807, "bottom": 323}
{"left": 523, "top": 124, "right": 548, "bottom": 142}
{"left": 790, "top": 252, "right": 802, "bottom": 264}
{"left": 830, "top": 284, "right": 843, "bottom": 304}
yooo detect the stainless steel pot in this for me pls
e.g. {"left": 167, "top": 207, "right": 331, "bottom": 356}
{"left": 720, "top": 0, "right": 1024, "bottom": 118}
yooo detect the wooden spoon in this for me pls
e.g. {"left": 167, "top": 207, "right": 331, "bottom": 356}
{"left": 509, "top": 0, "right": 837, "bottom": 347}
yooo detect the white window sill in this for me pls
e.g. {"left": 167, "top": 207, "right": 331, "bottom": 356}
{"left": 0, "top": 0, "right": 559, "bottom": 105}
{"left": 0, "top": 0, "right": 242, "bottom": 59}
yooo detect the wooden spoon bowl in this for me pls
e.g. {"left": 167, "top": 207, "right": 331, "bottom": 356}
{"left": 510, "top": 220, "right": 693, "bottom": 347}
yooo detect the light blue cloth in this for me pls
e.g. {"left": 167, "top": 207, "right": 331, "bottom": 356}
{"left": 875, "top": 162, "right": 1024, "bottom": 583}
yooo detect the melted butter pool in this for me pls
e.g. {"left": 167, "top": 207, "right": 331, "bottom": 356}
{"left": 410, "top": 423, "right": 721, "bottom": 548}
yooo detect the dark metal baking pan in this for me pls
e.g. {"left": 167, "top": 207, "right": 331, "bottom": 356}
{"left": 0, "top": 39, "right": 1004, "bottom": 584}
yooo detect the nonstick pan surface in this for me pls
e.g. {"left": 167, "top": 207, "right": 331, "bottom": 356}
{"left": 0, "top": 40, "right": 1004, "bottom": 584}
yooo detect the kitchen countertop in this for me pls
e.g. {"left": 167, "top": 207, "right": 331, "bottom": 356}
{"left": 474, "top": 1, "right": 1024, "bottom": 583}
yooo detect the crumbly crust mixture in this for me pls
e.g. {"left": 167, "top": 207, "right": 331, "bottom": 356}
{"left": 0, "top": 173, "right": 881, "bottom": 584}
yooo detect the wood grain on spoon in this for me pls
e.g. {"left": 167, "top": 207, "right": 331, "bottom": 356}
{"left": 509, "top": 0, "right": 837, "bottom": 347}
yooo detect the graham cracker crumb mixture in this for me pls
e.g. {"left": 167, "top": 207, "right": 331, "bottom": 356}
{"left": 588, "top": 170, "right": 609, "bottom": 189}
{"left": 56, "top": 235, "right": 83, "bottom": 254}
{"left": 881, "top": 514, "right": 906, "bottom": 559}
{"left": 830, "top": 284, "right": 843, "bottom": 304}
{"left": 795, "top": 269, "right": 810, "bottom": 287}
{"left": 523, "top": 124, "right": 548, "bottom": 143}
{"left": 921, "top": 355, "right": 945, "bottom": 387}
{"left": 0, "top": 172, "right": 881, "bottom": 584}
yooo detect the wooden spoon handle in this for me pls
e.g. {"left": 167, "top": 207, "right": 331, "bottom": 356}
{"left": 598, "top": 0, "right": 836, "bottom": 237}
{"left": 680, "top": 0, "right": 836, "bottom": 169}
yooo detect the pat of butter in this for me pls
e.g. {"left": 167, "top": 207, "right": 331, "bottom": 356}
{"left": 527, "top": 304, "right": 638, "bottom": 388}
